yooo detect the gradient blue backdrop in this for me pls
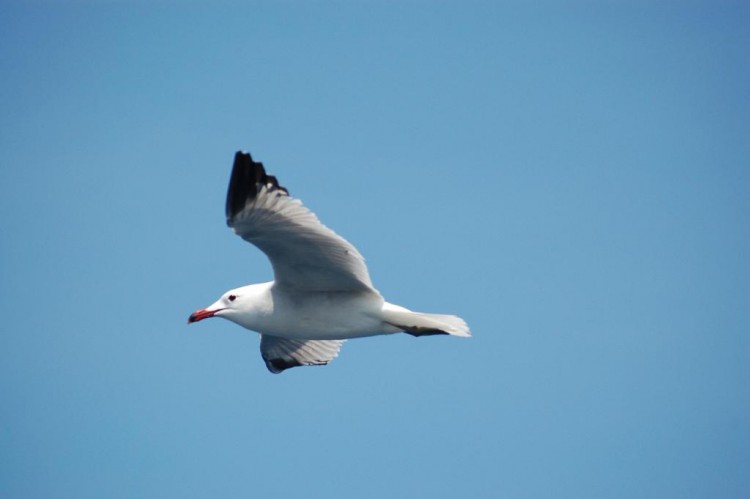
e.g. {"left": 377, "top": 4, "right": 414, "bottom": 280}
{"left": 1, "top": 2, "right": 748, "bottom": 498}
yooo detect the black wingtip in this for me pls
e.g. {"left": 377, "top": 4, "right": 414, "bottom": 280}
{"left": 265, "top": 357, "right": 300, "bottom": 374}
{"left": 225, "top": 151, "right": 288, "bottom": 223}
{"left": 264, "top": 357, "right": 330, "bottom": 374}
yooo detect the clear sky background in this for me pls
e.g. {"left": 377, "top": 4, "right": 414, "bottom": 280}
{"left": 1, "top": 1, "right": 748, "bottom": 498}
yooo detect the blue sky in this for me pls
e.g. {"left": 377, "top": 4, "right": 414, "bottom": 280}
{"left": 1, "top": 1, "right": 748, "bottom": 498}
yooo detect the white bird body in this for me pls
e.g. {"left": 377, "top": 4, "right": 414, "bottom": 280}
{"left": 189, "top": 152, "right": 470, "bottom": 373}
{"left": 201, "top": 282, "right": 469, "bottom": 341}
{"left": 204, "top": 283, "right": 391, "bottom": 339}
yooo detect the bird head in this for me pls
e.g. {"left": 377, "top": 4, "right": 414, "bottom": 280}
{"left": 188, "top": 289, "right": 241, "bottom": 324}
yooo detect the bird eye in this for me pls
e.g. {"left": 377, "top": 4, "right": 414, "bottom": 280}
{"left": 228, "top": 294, "right": 237, "bottom": 302}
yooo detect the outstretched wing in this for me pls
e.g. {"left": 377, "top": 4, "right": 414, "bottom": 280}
{"left": 226, "top": 151, "right": 375, "bottom": 293}
{"left": 260, "top": 335, "right": 345, "bottom": 373}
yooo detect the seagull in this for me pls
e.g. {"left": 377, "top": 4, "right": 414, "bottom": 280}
{"left": 188, "top": 151, "right": 470, "bottom": 373}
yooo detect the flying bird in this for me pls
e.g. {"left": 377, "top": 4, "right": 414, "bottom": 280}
{"left": 189, "top": 152, "right": 470, "bottom": 373}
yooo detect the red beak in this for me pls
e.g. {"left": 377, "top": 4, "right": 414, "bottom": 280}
{"left": 188, "top": 308, "right": 219, "bottom": 324}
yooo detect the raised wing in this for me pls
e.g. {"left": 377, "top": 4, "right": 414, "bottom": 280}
{"left": 260, "top": 335, "right": 345, "bottom": 373}
{"left": 226, "top": 152, "right": 375, "bottom": 293}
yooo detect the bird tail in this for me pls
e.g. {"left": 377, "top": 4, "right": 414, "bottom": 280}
{"left": 381, "top": 304, "right": 471, "bottom": 338}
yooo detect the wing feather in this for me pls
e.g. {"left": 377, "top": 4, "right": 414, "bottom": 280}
{"left": 226, "top": 152, "right": 375, "bottom": 293}
{"left": 260, "top": 335, "right": 345, "bottom": 373}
